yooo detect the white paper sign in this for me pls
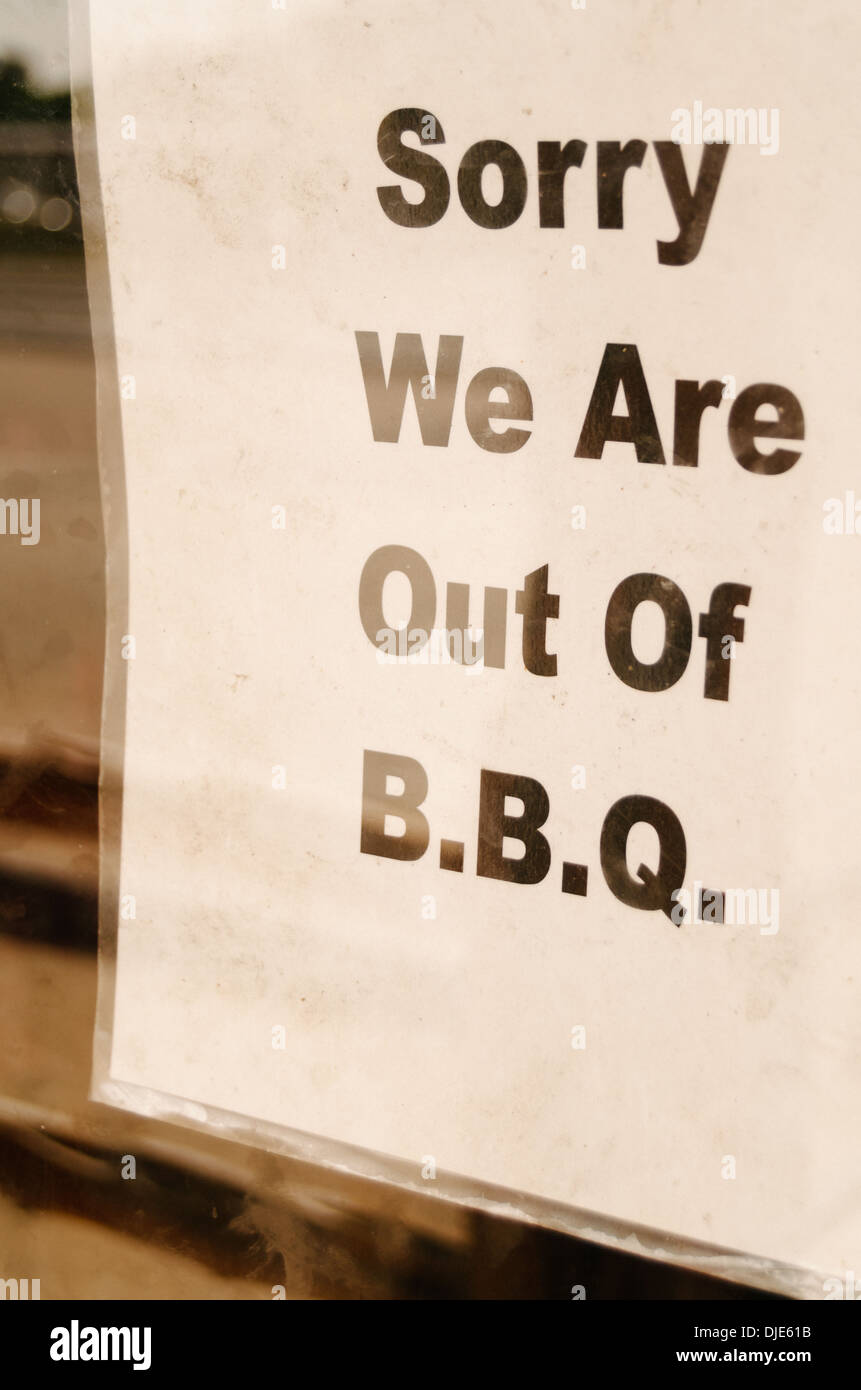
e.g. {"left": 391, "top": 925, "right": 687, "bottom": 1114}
{"left": 75, "top": 0, "right": 861, "bottom": 1290}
